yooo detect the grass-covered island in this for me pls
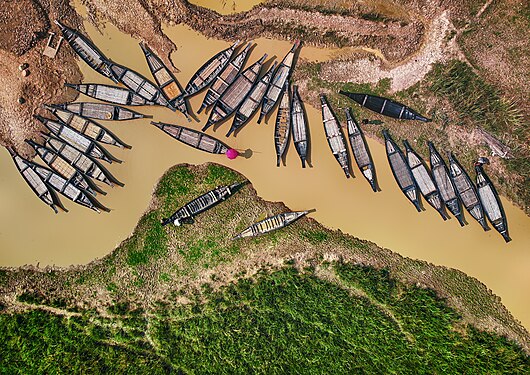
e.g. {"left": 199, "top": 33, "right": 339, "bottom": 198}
{"left": 1, "top": 164, "right": 529, "bottom": 373}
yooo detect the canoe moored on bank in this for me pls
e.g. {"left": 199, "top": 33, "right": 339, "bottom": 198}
{"left": 320, "top": 94, "right": 350, "bottom": 178}
{"left": 233, "top": 210, "right": 309, "bottom": 239}
{"left": 65, "top": 83, "right": 155, "bottom": 106}
{"left": 290, "top": 85, "right": 309, "bottom": 168}
{"left": 274, "top": 81, "right": 291, "bottom": 167}
{"left": 50, "top": 102, "right": 148, "bottom": 121}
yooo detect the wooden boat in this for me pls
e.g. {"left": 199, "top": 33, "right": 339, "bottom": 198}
{"left": 233, "top": 211, "right": 308, "bottom": 239}
{"left": 41, "top": 133, "right": 123, "bottom": 187}
{"left": 36, "top": 115, "right": 121, "bottom": 164}
{"left": 152, "top": 121, "right": 232, "bottom": 155}
{"left": 45, "top": 105, "right": 131, "bottom": 149}
{"left": 65, "top": 83, "right": 154, "bottom": 106}
{"left": 203, "top": 53, "right": 267, "bottom": 132}
{"left": 230, "top": 61, "right": 278, "bottom": 136}
{"left": 428, "top": 142, "right": 464, "bottom": 226}
{"left": 139, "top": 43, "right": 189, "bottom": 119}
{"left": 320, "top": 94, "right": 350, "bottom": 178}
{"left": 403, "top": 140, "right": 447, "bottom": 220}
{"left": 274, "top": 82, "right": 291, "bottom": 167}
{"left": 383, "top": 130, "right": 421, "bottom": 211}
{"left": 345, "top": 108, "right": 377, "bottom": 191}
{"left": 55, "top": 20, "right": 118, "bottom": 83}
{"left": 50, "top": 102, "right": 148, "bottom": 121}
{"left": 258, "top": 40, "right": 300, "bottom": 123}
{"left": 447, "top": 152, "right": 489, "bottom": 231}
{"left": 9, "top": 149, "right": 63, "bottom": 213}
{"left": 290, "top": 85, "right": 309, "bottom": 168}
{"left": 475, "top": 162, "right": 510, "bottom": 242}
{"left": 339, "top": 91, "right": 431, "bottom": 122}
{"left": 161, "top": 182, "right": 245, "bottom": 226}
{"left": 198, "top": 42, "right": 252, "bottom": 114}
{"left": 27, "top": 140, "right": 102, "bottom": 196}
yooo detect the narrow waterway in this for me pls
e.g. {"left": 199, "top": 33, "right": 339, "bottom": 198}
{"left": 0, "top": 15, "right": 529, "bottom": 330}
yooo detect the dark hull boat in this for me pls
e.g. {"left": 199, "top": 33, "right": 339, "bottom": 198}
{"left": 161, "top": 182, "right": 245, "bottom": 226}
{"left": 203, "top": 54, "right": 267, "bottom": 132}
{"left": 65, "top": 83, "right": 154, "bottom": 106}
{"left": 233, "top": 211, "right": 308, "bottom": 239}
{"left": 290, "top": 85, "right": 308, "bottom": 168}
{"left": 428, "top": 142, "right": 464, "bottom": 225}
{"left": 51, "top": 102, "right": 148, "bottom": 121}
{"left": 258, "top": 40, "right": 300, "bottom": 123}
{"left": 274, "top": 82, "right": 291, "bottom": 167}
{"left": 198, "top": 43, "right": 252, "bottom": 114}
{"left": 383, "top": 130, "right": 421, "bottom": 211}
{"left": 45, "top": 105, "right": 131, "bottom": 148}
{"left": 403, "top": 141, "right": 447, "bottom": 220}
{"left": 152, "top": 122, "right": 231, "bottom": 155}
{"left": 339, "top": 91, "right": 431, "bottom": 122}
{"left": 475, "top": 163, "right": 510, "bottom": 242}
{"left": 55, "top": 20, "right": 118, "bottom": 83}
{"left": 320, "top": 94, "right": 350, "bottom": 178}
{"left": 345, "top": 109, "right": 377, "bottom": 191}
{"left": 230, "top": 61, "right": 278, "bottom": 136}
{"left": 36, "top": 115, "right": 120, "bottom": 164}
{"left": 448, "top": 153, "right": 488, "bottom": 231}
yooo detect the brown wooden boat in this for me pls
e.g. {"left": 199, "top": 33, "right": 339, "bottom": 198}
{"left": 50, "top": 102, "right": 148, "bottom": 121}
{"left": 290, "top": 85, "right": 309, "bottom": 168}
{"left": 320, "top": 94, "right": 350, "bottom": 178}
{"left": 274, "top": 81, "right": 291, "bottom": 167}
{"left": 233, "top": 211, "right": 308, "bottom": 239}
{"left": 65, "top": 83, "right": 154, "bottom": 106}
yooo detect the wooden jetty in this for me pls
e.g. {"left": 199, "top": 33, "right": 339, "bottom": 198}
{"left": 230, "top": 61, "right": 278, "bottom": 136}
{"left": 447, "top": 152, "right": 489, "bottom": 231}
{"left": 152, "top": 122, "right": 231, "bottom": 155}
{"left": 403, "top": 141, "right": 447, "bottom": 220}
{"left": 233, "top": 211, "right": 308, "bottom": 239}
{"left": 65, "top": 83, "right": 154, "bottom": 106}
{"left": 320, "top": 94, "right": 350, "bottom": 178}
{"left": 475, "top": 162, "right": 510, "bottom": 242}
{"left": 274, "top": 82, "right": 291, "bottom": 167}
{"left": 203, "top": 53, "right": 267, "bottom": 132}
{"left": 45, "top": 105, "right": 131, "bottom": 148}
{"left": 258, "top": 40, "right": 300, "bottom": 123}
{"left": 161, "top": 182, "right": 245, "bottom": 226}
{"left": 198, "top": 42, "right": 252, "bottom": 114}
{"left": 290, "top": 85, "right": 309, "bottom": 168}
{"left": 345, "top": 108, "right": 377, "bottom": 191}
{"left": 428, "top": 142, "right": 465, "bottom": 226}
{"left": 383, "top": 130, "right": 421, "bottom": 211}
{"left": 36, "top": 115, "right": 121, "bottom": 164}
{"left": 51, "top": 102, "right": 148, "bottom": 121}
{"left": 339, "top": 91, "right": 431, "bottom": 122}
{"left": 55, "top": 20, "right": 118, "bottom": 83}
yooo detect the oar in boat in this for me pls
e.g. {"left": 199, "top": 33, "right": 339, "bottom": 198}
{"left": 290, "top": 85, "right": 309, "bottom": 168}
{"left": 274, "top": 81, "right": 291, "bottom": 167}
{"left": 65, "top": 83, "right": 155, "bottom": 106}
{"left": 233, "top": 211, "right": 309, "bottom": 239}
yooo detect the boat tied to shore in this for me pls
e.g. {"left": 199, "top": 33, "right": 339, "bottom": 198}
{"left": 51, "top": 102, "right": 148, "bottom": 121}
{"left": 345, "top": 108, "right": 377, "bottom": 191}
{"left": 320, "top": 94, "right": 350, "bottom": 178}
{"left": 65, "top": 83, "right": 155, "bottom": 107}
{"left": 290, "top": 85, "right": 309, "bottom": 168}
{"left": 161, "top": 182, "right": 246, "bottom": 226}
{"left": 274, "top": 81, "right": 291, "bottom": 167}
{"left": 233, "top": 210, "right": 309, "bottom": 239}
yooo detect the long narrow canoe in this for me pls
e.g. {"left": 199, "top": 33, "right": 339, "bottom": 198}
{"left": 65, "top": 83, "right": 154, "bottom": 106}
{"left": 36, "top": 115, "right": 120, "bottom": 164}
{"left": 290, "top": 85, "right": 309, "bottom": 168}
{"left": 320, "top": 94, "right": 350, "bottom": 178}
{"left": 274, "top": 82, "right": 291, "bottom": 167}
{"left": 162, "top": 182, "right": 245, "bottom": 226}
{"left": 42, "top": 133, "right": 123, "bottom": 187}
{"left": 475, "top": 163, "right": 510, "bottom": 242}
{"left": 345, "top": 108, "right": 377, "bottom": 191}
{"left": 152, "top": 121, "right": 232, "bottom": 155}
{"left": 203, "top": 54, "right": 267, "bottom": 132}
{"left": 383, "top": 130, "right": 421, "bottom": 211}
{"left": 9, "top": 149, "right": 63, "bottom": 213}
{"left": 45, "top": 105, "right": 131, "bottom": 148}
{"left": 55, "top": 20, "right": 118, "bottom": 83}
{"left": 139, "top": 43, "right": 189, "bottom": 119}
{"left": 51, "top": 102, "right": 148, "bottom": 121}
{"left": 198, "top": 43, "right": 252, "bottom": 114}
{"left": 447, "top": 153, "right": 488, "bottom": 231}
{"left": 233, "top": 211, "right": 308, "bottom": 239}
{"left": 230, "top": 61, "right": 278, "bottom": 136}
{"left": 339, "top": 91, "right": 431, "bottom": 122}
{"left": 403, "top": 141, "right": 447, "bottom": 220}
{"left": 428, "top": 142, "right": 464, "bottom": 226}
{"left": 258, "top": 40, "right": 300, "bottom": 124}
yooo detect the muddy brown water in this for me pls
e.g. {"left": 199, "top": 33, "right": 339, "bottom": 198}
{"left": 0, "top": 14, "right": 529, "bottom": 331}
